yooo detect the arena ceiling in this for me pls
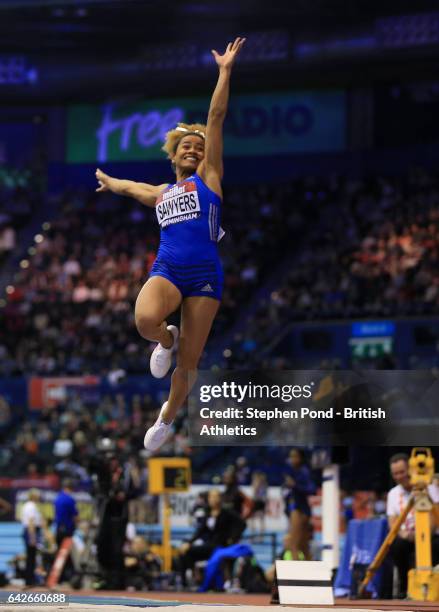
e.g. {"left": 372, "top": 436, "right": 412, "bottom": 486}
{"left": 1, "top": 0, "right": 439, "bottom": 102}
{"left": 1, "top": 0, "right": 438, "bottom": 57}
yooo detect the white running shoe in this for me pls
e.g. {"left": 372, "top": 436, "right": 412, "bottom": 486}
{"left": 150, "top": 325, "right": 179, "bottom": 378}
{"left": 143, "top": 402, "right": 173, "bottom": 451}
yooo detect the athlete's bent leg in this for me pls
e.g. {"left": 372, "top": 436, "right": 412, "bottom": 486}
{"left": 144, "top": 296, "right": 219, "bottom": 450}
{"left": 163, "top": 296, "right": 219, "bottom": 423}
{"left": 135, "top": 276, "right": 182, "bottom": 346}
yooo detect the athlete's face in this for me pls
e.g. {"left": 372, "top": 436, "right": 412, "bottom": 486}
{"left": 173, "top": 135, "right": 205, "bottom": 173}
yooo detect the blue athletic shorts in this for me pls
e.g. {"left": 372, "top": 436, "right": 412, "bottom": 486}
{"left": 149, "top": 258, "right": 223, "bottom": 301}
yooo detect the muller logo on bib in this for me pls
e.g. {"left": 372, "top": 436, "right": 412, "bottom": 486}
{"left": 156, "top": 181, "right": 201, "bottom": 228}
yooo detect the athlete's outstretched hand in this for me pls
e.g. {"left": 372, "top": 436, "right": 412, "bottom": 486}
{"left": 95, "top": 168, "right": 114, "bottom": 192}
{"left": 211, "top": 37, "right": 246, "bottom": 70}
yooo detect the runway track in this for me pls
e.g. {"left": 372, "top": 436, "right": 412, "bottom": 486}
{"left": 1, "top": 588, "right": 437, "bottom": 611}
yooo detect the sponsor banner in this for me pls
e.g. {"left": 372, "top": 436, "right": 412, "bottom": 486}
{"left": 0, "top": 476, "right": 60, "bottom": 489}
{"left": 28, "top": 376, "right": 100, "bottom": 410}
{"left": 161, "top": 484, "right": 333, "bottom": 535}
{"left": 162, "top": 484, "right": 288, "bottom": 532}
{"left": 66, "top": 90, "right": 345, "bottom": 163}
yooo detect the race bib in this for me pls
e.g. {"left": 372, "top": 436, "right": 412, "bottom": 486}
{"left": 156, "top": 181, "right": 201, "bottom": 229}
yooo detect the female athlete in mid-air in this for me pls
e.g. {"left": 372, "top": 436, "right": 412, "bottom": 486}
{"left": 95, "top": 37, "right": 245, "bottom": 451}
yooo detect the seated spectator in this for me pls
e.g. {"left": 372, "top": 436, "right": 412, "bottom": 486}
{"left": 177, "top": 489, "right": 246, "bottom": 587}
{"left": 55, "top": 456, "right": 90, "bottom": 486}
{"left": 26, "top": 463, "right": 43, "bottom": 482}
{"left": 387, "top": 453, "right": 439, "bottom": 598}
{"left": 191, "top": 491, "right": 209, "bottom": 529}
{"left": 53, "top": 430, "right": 73, "bottom": 458}
{"left": 70, "top": 519, "right": 93, "bottom": 578}
{"left": 124, "top": 536, "right": 161, "bottom": 591}
{"left": 0, "top": 222, "right": 16, "bottom": 264}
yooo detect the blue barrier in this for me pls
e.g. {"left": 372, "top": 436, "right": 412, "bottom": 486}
{"left": 334, "top": 518, "right": 388, "bottom": 598}
{"left": 0, "top": 523, "right": 24, "bottom": 574}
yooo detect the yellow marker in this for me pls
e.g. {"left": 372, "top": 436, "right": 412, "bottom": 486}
{"left": 148, "top": 458, "right": 191, "bottom": 571}
{"left": 148, "top": 457, "right": 191, "bottom": 494}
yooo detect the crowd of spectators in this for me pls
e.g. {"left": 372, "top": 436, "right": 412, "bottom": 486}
{"left": 225, "top": 168, "right": 439, "bottom": 368}
{"left": 0, "top": 166, "right": 43, "bottom": 266}
{"left": 1, "top": 391, "right": 189, "bottom": 494}
{"left": 1, "top": 389, "right": 295, "bottom": 491}
{"left": 0, "top": 179, "right": 310, "bottom": 376}
{"left": 2, "top": 167, "right": 439, "bottom": 375}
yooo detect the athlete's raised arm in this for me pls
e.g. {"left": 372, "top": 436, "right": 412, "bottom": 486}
{"left": 95, "top": 168, "right": 167, "bottom": 208}
{"left": 198, "top": 37, "right": 246, "bottom": 197}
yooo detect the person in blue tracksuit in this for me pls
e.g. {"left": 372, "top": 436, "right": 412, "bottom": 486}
{"left": 96, "top": 37, "right": 245, "bottom": 451}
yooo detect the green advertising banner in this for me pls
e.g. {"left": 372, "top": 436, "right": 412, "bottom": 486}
{"left": 66, "top": 90, "right": 345, "bottom": 163}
